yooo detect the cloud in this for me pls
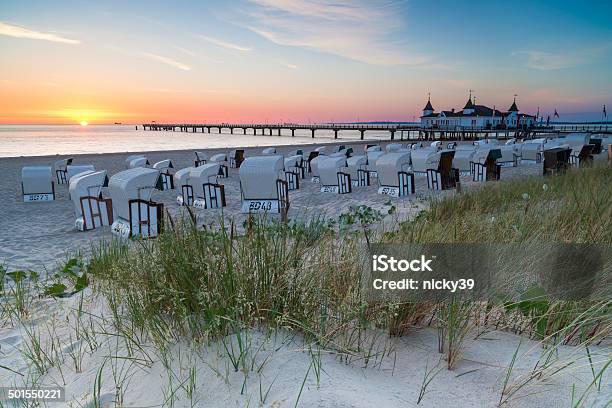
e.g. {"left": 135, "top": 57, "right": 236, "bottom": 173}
{"left": 0, "top": 21, "right": 80, "bottom": 44}
{"left": 140, "top": 52, "right": 191, "bottom": 71}
{"left": 283, "top": 62, "right": 298, "bottom": 69}
{"left": 514, "top": 46, "right": 609, "bottom": 70}
{"left": 240, "top": 0, "right": 428, "bottom": 66}
{"left": 199, "top": 35, "right": 252, "bottom": 52}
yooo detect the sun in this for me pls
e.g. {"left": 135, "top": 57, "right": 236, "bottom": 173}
{"left": 80, "top": 121, "right": 89, "bottom": 126}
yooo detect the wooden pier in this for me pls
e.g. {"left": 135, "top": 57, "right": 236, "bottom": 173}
{"left": 141, "top": 122, "right": 611, "bottom": 141}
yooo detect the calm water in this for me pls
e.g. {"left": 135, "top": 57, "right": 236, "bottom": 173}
{"left": 0, "top": 125, "right": 393, "bottom": 158}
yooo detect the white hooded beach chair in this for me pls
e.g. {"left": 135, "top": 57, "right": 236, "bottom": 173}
{"left": 239, "top": 156, "right": 289, "bottom": 218}
{"left": 563, "top": 133, "right": 592, "bottom": 167}
{"left": 366, "top": 150, "right": 385, "bottom": 178}
{"left": 412, "top": 149, "right": 458, "bottom": 190}
{"left": 430, "top": 141, "right": 442, "bottom": 150}
{"left": 386, "top": 143, "right": 403, "bottom": 153}
{"left": 376, "top": 152, "right": 414, "bottom": 196}
{"left": 209, "top": 153, "right": 229, "bottom": 177}
{"left": 520, "top": 140, "right": 545, "bottom": 163}
{"left": 174, "top": 167, "right": 195, "bottom": 206}
{"left": 188, "top": 164, "right": 226, "bottom": 209}
{"left": 262, "top": 147, "right": 277, "bottom": 155}
{"left": 309, "top": 155, "right": 325, "bottom": 183}
{"left": 498, "top": 145, "right": 518, "bottom": 167}
{"left": 366, "top": 145, "right": 381, "bottom": 152}
{"left": 152, "top": 159, "right": 175, "bottom": 190}
{"left": 21, "top": 166, "right": 54, "bottom": 202}
{"left": 108, "top": 168, "right": 163, "bottom": 238}
{"left": 54, "top": 157, "right": 73, "bottom": 184}
{"left": 318, "top": 156, "right": 351, "bottom": 194}
{"left": 471, "top": 148, "right": 502, "bottom": 182}
{"left": 67, "top": 165, "right": 96, "bottom": 181}
{"left": 284, "top": 155, "right": 303, "bottom": 190}
{"left": 69, "top": 170, "right": 112, "bottom": 231}
{"left": 229, "top": 149, "right": 245, "bottom": 168}
{"left": 452, "top": 146, "right": 476, "bottom": 175}
{"left": 128, "top": 157, "right": 149, "bottom": 169}
{"left": 125, "top": 155, "right": 148, "bottom": 168}
{"left": 346, "top": 155, "right": 369, "bottom": 187}
{"left": 194, "top": 151, "right": 208, "bottom": 167}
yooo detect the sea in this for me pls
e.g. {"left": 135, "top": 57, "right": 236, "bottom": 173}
{"left": 0, "top": 124, "right": 395, "bottom": 158}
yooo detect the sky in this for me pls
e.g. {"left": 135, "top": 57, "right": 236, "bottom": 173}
{"left": 0, "top": 0, "right": 611, "bottom": 124}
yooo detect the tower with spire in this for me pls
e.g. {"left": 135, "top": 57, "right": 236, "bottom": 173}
{"left": 422, "top": 93, "right": 434, "bottom": 116}
{"left": 463, "top": 90, "right": 475, "bottom": 115}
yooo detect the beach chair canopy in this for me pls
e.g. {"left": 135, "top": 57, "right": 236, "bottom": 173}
{"left": 411, "top": 148, "right": 441, "bottom": 172}
{"left": 520, "top": 143, "right": 542, "bottom": 161}
{"left": 54, "top": 158, "right": 73, "bottom": 171}
{"left": 386, "top": 143, "right": 403, "bottom": 153}
{"left": 284, "top": 155, "right": 302, "bottom": 169}
{"left": 563, "top": 133, "right": 590, "bottom": 147}
{"left": 174, "top": 167, "right": 194, "bottom": 187}
{"left": 262, "top": 147, "right": 277, "bottom": 155}
{"left": 366, "top": 150, "right": 385, "bottom": 167}
{"left": 67, "top": 165, "right": 96, "bottom": 181}
{"left": 505, "top": 138, "right": 517, "bottom": 145}
{"left": 239, "top": 156, "right": 284, "bottom": 200}
{"left": 153, "top": 159, "right": 173, "bottom": 171}
{"left": 499, "top": 145, "right": 517, "bottom": 163}
{"left": 21, "top": 166, "right": 53, "bottom": 195}
{"left": 346, "top": 155, "right": 367, "bottom": 179}
{"left": 109, "top": 168, "right": 160, "bottom": 220}
{"left": 314, "top": 146, "right": 328, "bottom": 153}
{"left": 310, "top": 155, "right": 326, "bottom": 177}
{"left": 452, "top": 149, "right": 476, "bottom": 172}
{"left": 195, "top": 151, "right": 208, "bottom": 162}
{"left": 377, "top": 152, "right": 411, "bottom": 187}
{"left": 366, "top": 145, "right": 381, "bottom": 152}
{"left": 128, "top": 157, "right": 149, "bottom": 168}
{"left": 210, "top": 153, "right": 227, "bottom": 162}
{"left": 69, "top": 170, "right": 108, "bottom": 216}
{"left": 318, "top": 156, "right": 347, "bottom": 186}
{"left": 288, "top": 149, "right": 304, "bottom": 157}
{"left": 472, "top": 148, "right": 502, "bottom": 164}
{"left": 189, "top": 163, "right": 221, "bottom": 197}
{"left": 411, "top": 143, "right": 423, "bottom": 150}
{"left": 430, "top": 141, "right": 442, "bottom": 149}
{"left": 125, "top": 154, "right": 145, "bottom": 167}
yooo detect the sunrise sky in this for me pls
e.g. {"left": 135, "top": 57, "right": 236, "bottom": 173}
{"left": 1, "top": 0, "right": 611, "bottom": 124}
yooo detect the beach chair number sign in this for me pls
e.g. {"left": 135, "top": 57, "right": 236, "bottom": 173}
{"left": 320, "top": 172, "right": 351, "bottom": 194}
{"left": 23, "top": 193, "right": 54, "bottom": 202}
{"left": 378, "top": 172, "right": 415, "bottom": 197}
{"left": 242, "top": 180, "right": 289, "bottom": 215}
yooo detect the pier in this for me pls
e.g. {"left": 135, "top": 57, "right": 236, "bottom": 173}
{"left": 141, "top": 122, "right": 612, "bottom": 141}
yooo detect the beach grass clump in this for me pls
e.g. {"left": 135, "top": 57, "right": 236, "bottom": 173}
{"left": 86, "top": 164, "right": 610, "bottom": 376}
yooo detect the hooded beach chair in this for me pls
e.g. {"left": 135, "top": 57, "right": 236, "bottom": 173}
{"left": 67, "top": 164, "right": 96, "bottom": 181}
{"left": 452, "top": 146, "right": 476, "bottom": 175}
{"left": 152, "top": 159, "right": 175, "bottom": 190}
{"left": 194, "top": 151, "right": 208, "bottom": 167}
{"left": 543, "top": 147, "right": 571, "bottom": 176}
{"left": 21, "top": 166, "right": 54, "bottom": 202}
{"left": 54, "top": 157, "right": 73, "bottom": 184}
{"left": 563, "top": 133, "right": 593, "bottom": 167}
{"left": 386, "top": 143, "right": 403, "bottom": 153}
{"left": 366, "top": 145, "right": 381, "bottom": 152}
{"left": 174, "top": 167, "right": 195, "bottom": 206}
{"left": 69, "top": 170, "right": 112, "bottom": 231}
{"left": 430, "top": 141, "right": 442, "bottom": 150}
{"left": 262, "top": 147, "right": 277, "bottom": 155}
{"left": 376, "top": 152, "right": 414, "bottom": 196}
{"left": 125, "top": 155, "right": 148, "bottom": 169}
{"left": 498, "top": 145, "right": 519, "bottom": 168}
{"left": 520, "top": 140, "right": 545, "bottom": 163}
{"left": 188, "top": 164, "right": 226, "bottom": 209}
{"left": 471, "top": 148, "right": 502, "bottom": 182}
{"left": 346, "top": 155, "right": 369, "bottom": 187}
{"left": 229, "top": 149, "right": 245, "bottom": 168}
{"left": 108, "top": 168, "right": 163, "bottom": 238}
{"left": 309, "top": 154, "right": 325, "bottom": 183}
{"left": 128, "top": 156, "right": 149, "bottom": 169}
{"left": 318, "top": 156, "right": 351, "bottom": 194}
{"left": 413, "top": 149, "right": 458, "bottom": 190}
{"left": 284, "top": 155, "right": 303, "bottom": 190}
{"left": 209, "top": 153, "right": 229, "bottom": 177}
{"left": 365, "top": 150, "right": 385, "bottom": 178}
{"left": 239, "top": 156, "right": 289, "bottom": 218}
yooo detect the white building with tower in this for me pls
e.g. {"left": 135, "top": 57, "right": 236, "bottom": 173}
{"left": 420, "top": 94, "right": 536, "bottom": 129}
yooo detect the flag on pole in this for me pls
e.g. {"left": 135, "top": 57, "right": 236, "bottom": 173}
{"left": 554, "top": 109, "right": 559, "bottom": 118}
{"left": 604, "top": 105, "right": 607, "bottom": 118}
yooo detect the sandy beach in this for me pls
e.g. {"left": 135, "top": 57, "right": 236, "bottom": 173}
{"left": 0, "top": 140, "right": 545, "bottom": 273}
